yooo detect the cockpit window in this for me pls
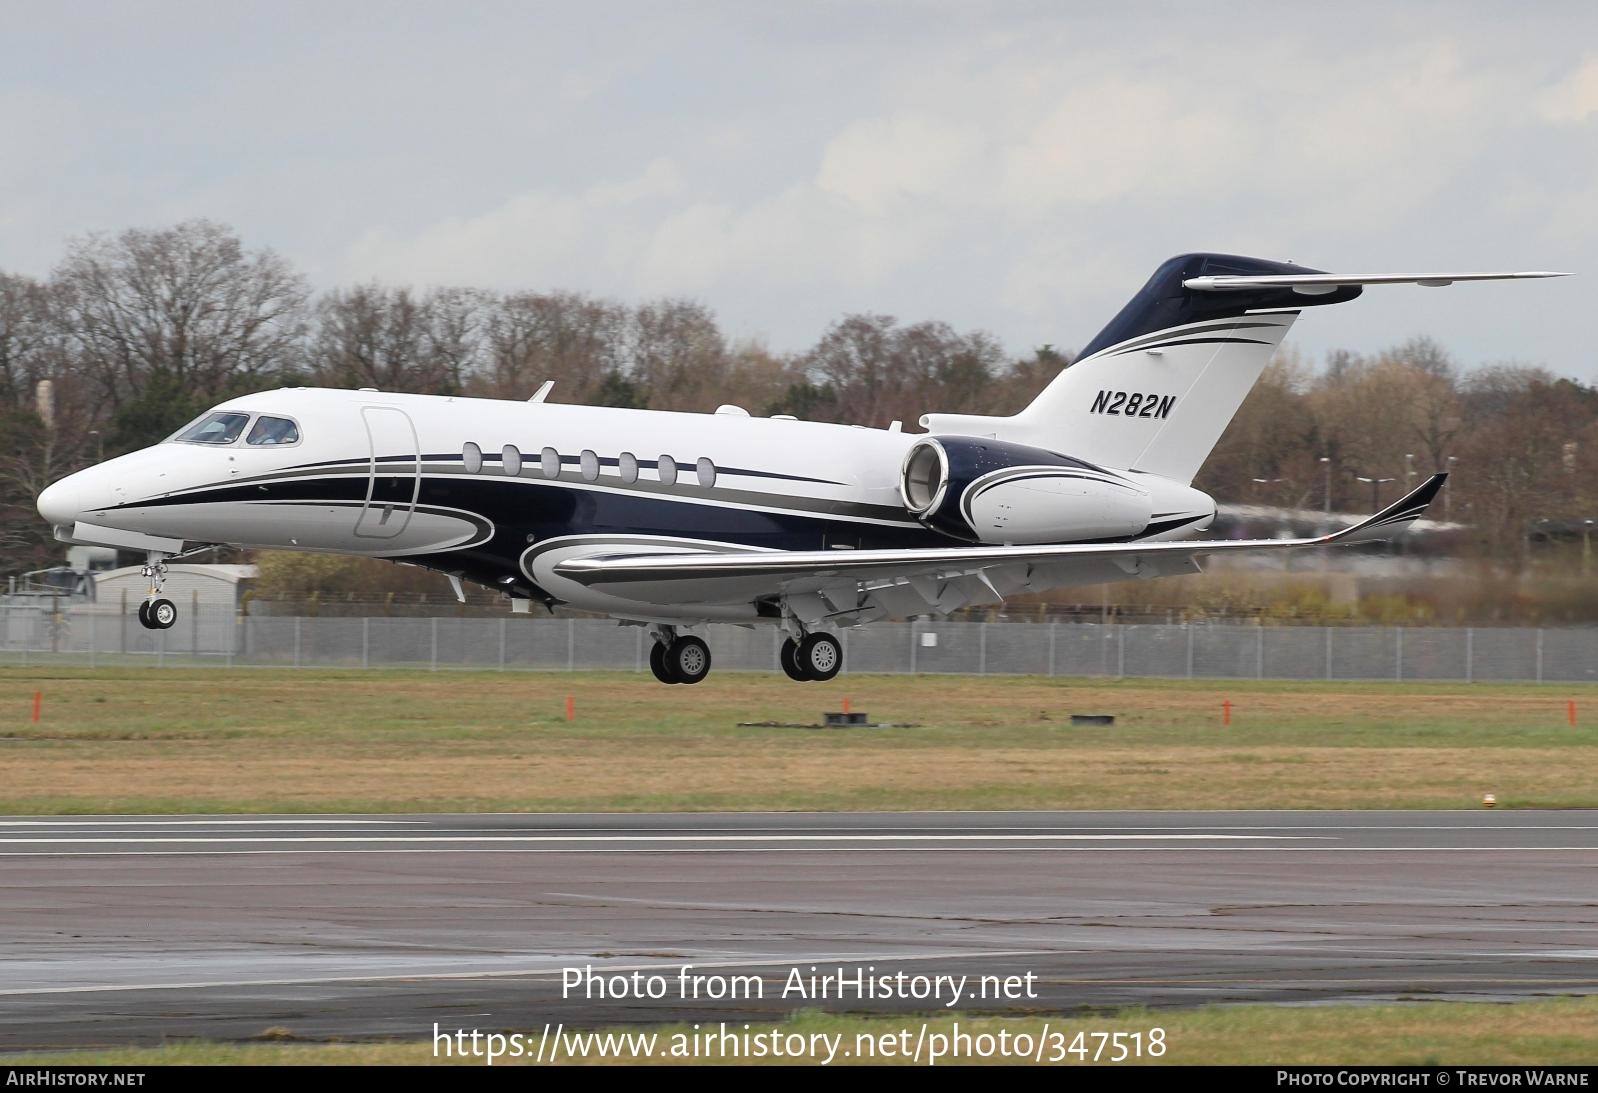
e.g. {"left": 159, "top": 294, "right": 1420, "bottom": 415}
{"left": 173, "top": 412, "right": 251, "bottom": 445}
{"left": 246, "top": 416, "right": 301, "bottom": 446}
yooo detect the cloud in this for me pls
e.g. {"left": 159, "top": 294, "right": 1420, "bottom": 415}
{"left": 997, "top": 79, "right": 1249, "bottom": 214}
{"left": 817, "top": 113, "right": 986, "bottom": 212}
{"left": 1538, "top": 56, "right": 1598, "bottom": 123}
{"left": 342, "top": 159, "right": 684, "bottom": 290}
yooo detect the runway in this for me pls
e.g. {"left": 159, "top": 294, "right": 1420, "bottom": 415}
{"left": 2, "top": 810, "right": 1596, "bottom": 1049}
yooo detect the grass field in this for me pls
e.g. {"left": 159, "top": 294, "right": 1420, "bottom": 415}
{"left": 1, "top": 668, "right": 1596, "bottom": 813}
{"left": 11, "top": 997, "right": 1598, "bottom": 1066}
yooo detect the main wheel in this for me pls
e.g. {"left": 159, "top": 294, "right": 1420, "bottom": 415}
{"left": 648, "top": 641, "right": 681, "bottom": 684}
{"left": 797, "top": 632, "right": 842, "bottom": 681}
{"left": 137, "top": 600, "right": 154, "bottom": 629}
{"left": 148, "top": 598, "right": 177, "bottom": 630}
{"left": 779, "top": 637, "right": 809, "bottom": 681}
{"left": 665, "top": 636, "right": 712, "bottom": 685}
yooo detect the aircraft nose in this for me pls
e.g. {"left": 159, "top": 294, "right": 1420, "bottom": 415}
{"left": 37, "top": 475, "right": 85, "bottom": 529}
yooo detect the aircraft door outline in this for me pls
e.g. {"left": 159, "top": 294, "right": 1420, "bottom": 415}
{"left": 355, "top": 406, "right": 420, "bottom": 539}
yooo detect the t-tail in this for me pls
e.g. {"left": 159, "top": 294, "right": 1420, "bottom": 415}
{"left": 921, "top": 253, "right": 1566, "bottom": 485}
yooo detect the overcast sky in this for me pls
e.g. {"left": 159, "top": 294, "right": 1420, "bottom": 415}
{"left": 2, "top": 1, "right": 1594, "bottom": 376}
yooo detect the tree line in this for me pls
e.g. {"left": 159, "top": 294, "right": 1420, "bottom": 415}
{"left": 1, "top": 219, "right": 1591, "bottom": 576}
{"left": 1208, "top": 342, "right": 1598, "bottom": 562}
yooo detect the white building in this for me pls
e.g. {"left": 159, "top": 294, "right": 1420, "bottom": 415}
{"left": 92, "top": 564, "right": 257, "bottom": 614}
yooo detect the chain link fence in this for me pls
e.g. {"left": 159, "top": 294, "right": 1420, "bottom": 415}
{"left": 3, "top": 603, "right": 1596, "bottom": 682}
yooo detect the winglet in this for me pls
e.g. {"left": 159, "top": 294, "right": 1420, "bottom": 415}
{"left": 1322, "top": 473, "right": 1448, "bottom": 546}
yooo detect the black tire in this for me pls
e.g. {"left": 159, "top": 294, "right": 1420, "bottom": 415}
{"left": 779, "top": 637, "right": 810, "bottom": 681}
{"left": 666, "top": 636, "right": 712, "bottom": 685}
{"left": 649, "top": 641, "right": 681, "bottom": 684}
{"left": 149, "top": 598, "right": 178, "bottom": 631}
{"left": 137, "top": 600, "right": 155, "bottom": 629}
{"left": 798, "top": 632, "right": 842, "bottom": 681}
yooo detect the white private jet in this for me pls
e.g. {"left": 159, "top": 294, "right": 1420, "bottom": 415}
{"left": 36, "top": 253, "right": 1564, "bottom": 684}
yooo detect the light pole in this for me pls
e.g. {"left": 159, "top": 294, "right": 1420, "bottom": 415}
{"left": 1319, "top": 456, "right": 1331, "bottom": 513}
{"left": 1585, "top": 519, "right": 1594, "bottom": 578}
{"left": 1404, "top": 452, "right": 1415, "bottom": 493}
{"left": 1354, "top": 474, "right": 1396, "bottom": 510}
{"left": 1444, "top": 456, "right": 1458, "bottom": 521}
{"left": 88, "top": 429, "right": 103, "bottom": 464}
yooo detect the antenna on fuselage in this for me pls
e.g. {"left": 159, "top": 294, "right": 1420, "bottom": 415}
{"left": 529, "top": 381, "right": 554, "bottom": 404}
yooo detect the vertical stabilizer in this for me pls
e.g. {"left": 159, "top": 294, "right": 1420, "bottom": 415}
{"left": 923, "top": 254, "right": 1359, "bottom": 484}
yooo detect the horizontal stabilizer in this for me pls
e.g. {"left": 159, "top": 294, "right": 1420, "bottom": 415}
{"left": 1184, "top": 271, "right": 1569, "bottom": 295}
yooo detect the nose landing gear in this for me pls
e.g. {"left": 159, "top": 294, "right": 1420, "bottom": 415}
{"left": 136, "top": 553, "right": 177, "bottom": 631}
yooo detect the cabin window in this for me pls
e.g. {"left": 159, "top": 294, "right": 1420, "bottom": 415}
{"left": 580, "top": 449, "right": 600, "bottom": 482}
{"left": 540, "top": 446, "right": 561, "bottom": 478}
{"left": 657, "top": 454, "right": 677, "bottom": 486}
{"left": 619, "top": 452, "right": 639, "bottom": 484}
{"left": 462, "top": 442, "right": 483, "bottom": 474}
{"left": 697, "top": 457, "right": 717, "bottom": 489}
{"left": 245, "top": 416, "right": 300, "bottom": 446}
{"left": 502, "top": 445, "right": 522, "bottom": 476}
{"left": 172, "top": 412, "right": 250, "bottom": 445}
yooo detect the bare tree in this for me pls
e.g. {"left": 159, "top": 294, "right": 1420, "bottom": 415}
{"left": 53, "top": 220, "right": 308, "bottom": 447}
{"left": 0, "top": 369, "right": 102, "bottom": 571}
{"left": 627, "top": 299, "right": 726, "bottom": 410}
{"left": 308, "top": 284, "right": 488, "bottom": 395}
{"left": 805, "top": 313, "right": 896, "bottom": 425}
{"left": 0, "top": 274, "right": 100, "bottom": 570}
{"left": 718, "top": 342, "right": 808, "bottom": 417}
{"left": 988, "top": 344, "right": 1070, "bottom": 416}
{"left": 478, "top": 290, "right": 628, "bottom": 403}
{"left": 1455, "top": 365, "right": 1594, "bottom": 562}
{"left": 424, "top": 287, "right": 493, "bottom": 394}
{"left": 0, "top": 273, "right": 62, "bottom": 411}
{"left": 1201, "top": 351, "right": 1318, "bottom": 502}
{"left": 802, "top": 314, "right": 1004, "bottom": 427}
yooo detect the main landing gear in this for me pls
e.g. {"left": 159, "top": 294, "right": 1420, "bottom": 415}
{"left": 780, "top": 632, "right": 842, "bottom": 682}
{"left": 643, "top": 626, "right": 844, "bottom": 685}
{"left": 648, "top": 628, "right": 713, "bottom": 685}
{"left": 136, "top": 553, "right": 177, "bottom": 631}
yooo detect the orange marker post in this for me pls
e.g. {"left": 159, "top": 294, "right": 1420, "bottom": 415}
{"left": 843, "top": 696, "right": 852, "bottom": 714}
{"left": 32, "top": 691, "right": 41, "bottom": 723}
{"left": 1222, "top": 699, "right": 1232, "bottom": 727}
{"left": 1569, "top": 700, "right": 1577, "bottom": 727}
{"left": 566, "top": 695, "right": 575, "bottom": 722}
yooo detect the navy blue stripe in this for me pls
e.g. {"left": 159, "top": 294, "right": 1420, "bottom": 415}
{"left": 1111, "top": 336, "right": 1275, "bottom": 356}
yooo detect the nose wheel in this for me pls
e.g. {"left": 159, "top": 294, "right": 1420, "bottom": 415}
{"left": 138, "top": 598, "right": 178, "bottom": 631}
{"left": 136, "top": 553, "right": 177, "bottom": 630}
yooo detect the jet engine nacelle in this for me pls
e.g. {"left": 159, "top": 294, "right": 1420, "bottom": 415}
{"left": 899, "top": 436, "right": 1155, "bottom": 544}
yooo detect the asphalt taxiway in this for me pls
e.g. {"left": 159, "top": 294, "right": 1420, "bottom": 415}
{"left": 2, "top": 810, "right": 1595, "bottom": 1048}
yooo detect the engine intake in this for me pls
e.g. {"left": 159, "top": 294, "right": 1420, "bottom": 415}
{"left": 899, "top": 436, "right": 1155, "bottom": 544}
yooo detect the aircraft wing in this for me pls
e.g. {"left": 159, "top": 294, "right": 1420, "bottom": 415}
{"left": 554, "top": 474, "right": 1447, "bottom": 624}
